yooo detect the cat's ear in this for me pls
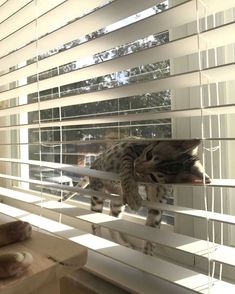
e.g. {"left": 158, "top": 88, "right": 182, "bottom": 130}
{"left": 171, "top": 140, "right": 201, "bottom": 152}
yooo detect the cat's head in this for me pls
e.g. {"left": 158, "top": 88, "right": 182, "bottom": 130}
{"left": 134, "top": 140, "right": 211, "bottom": 184}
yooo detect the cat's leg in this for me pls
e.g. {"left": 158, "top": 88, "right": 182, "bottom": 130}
{"left": 143, "top": 184, "right": 167, "bottom": 255}
{"left": 109, "top": 200, "right": 123, "bottom": 218}
{"left": 0, "top": 221, "right": 33, "bottom": 279}
{"left": 90, "top": 195, "right": 104, "bottom": 236}
{"left": 109, "top": 200, "right": 133, "bottom": 248}
{"left": 89, "top": 178, "right": 106, "bottom": 236}
{"left": 101, "top": 181, "right": 132, "bottom": 247}
{"left": 90, "top": 179, "right": 132, "bottom": 247}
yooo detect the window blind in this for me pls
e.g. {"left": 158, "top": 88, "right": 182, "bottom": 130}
{"left": 0, "top": 0, "right": 235, "bottom": 292}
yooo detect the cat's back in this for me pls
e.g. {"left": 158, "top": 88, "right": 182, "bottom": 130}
{"left": 91, "top": 141, "right": 149, "bottom": 173}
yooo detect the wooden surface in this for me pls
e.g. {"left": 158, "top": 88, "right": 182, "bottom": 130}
{"left": 0, "top": 214, "right": 87, "bottom": 294}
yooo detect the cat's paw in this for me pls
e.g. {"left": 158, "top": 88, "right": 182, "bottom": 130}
{"left": 92, "top": 224, "right": 101, "bottom": 236}
{"left": 124, "top": 193, "right": 142, "bottom": 211}
{"left": 0, "top": 252, "right": 33, "bottom": 279}
{"left": 143, "top": 241, "right": 156, "bottom": 256}
{"left": 0, "top": 221, "right": 32, "bottom": 246}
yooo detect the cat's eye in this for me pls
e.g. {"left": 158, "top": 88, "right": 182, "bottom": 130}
{"left": 146, "top": 150, "right": 153, "bottom": 161}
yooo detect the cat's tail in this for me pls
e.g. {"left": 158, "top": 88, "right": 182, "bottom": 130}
{"left": 58, "top": 176, "right": 89, "bottom": 202}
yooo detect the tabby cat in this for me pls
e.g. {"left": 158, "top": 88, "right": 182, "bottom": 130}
{"left": 64, "top": 140, "right": 210, "bottom": 254}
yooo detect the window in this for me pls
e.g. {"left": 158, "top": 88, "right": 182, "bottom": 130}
{"left": 1, "top": 0, "right": 235, "bottom": 292}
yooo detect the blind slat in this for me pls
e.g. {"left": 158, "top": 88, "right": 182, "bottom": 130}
{"left": 0, "top": 189, "right": 233, "bottom": 267}
{"left": 1, "top": 172, "right": 235, "bottom": 227}
{"left": 2, "top": 0, "right": 234, "bottom": 70}
{"left": 2, "top": 20, "right": 235, "bottom": 90}
{"left": 202, "top": 0, "right": 235, "bottom": 12}
{"left": 0, "top": 108, "right": 200, "bottom": 129}
{"left": 0, "top": 0, "right": 31, "bottom": 24}
{"left": 0, "top": 103, "right": 234, "bottom": 131}
{"left": 2, "top": 193, "right": 235, "bottom": 293}
{"left": 0, "top": 0, "right": 158, "bottom": 68}
{"left": 0, "top": 158, "right": 234, "bottom": 188}
{"left": 0, "top": 0, "right": 66, "bottom": 41}
{"left": 0, "top": 90, "right": 233, "bottom": 135}
{"left": 0, "top": 158, "right": 119, "bottom": 181}
{"left": 0, "top": 0, "right": 8, "bottom": 9}
{"left": 1, "top": 0, "right": 235, "bottom": 290}
{"left": 0, "top": 0, "right": 109, "bottom": 59}
{"left": 1, "top": 202, "right": 232, "bottom": 294}
{"left": 142, "top": 201, "right": 235, "bottom": 226}
{"left": 0, "top": 70, "right": 199, "bottom": 102}
{"left": 1, "top": 33, "right": 194, "bottom": 87}
{"left": 1, "top": 60, "right": 235, "bottom": 103}
{"left": 0, "top": 1, "right": 234, "bottom": 79}
{"left": 0, "top": 68, "right": 235, "bottom": 129}
{"left": 0, "top": 1, "right": 192, "bottom": 70}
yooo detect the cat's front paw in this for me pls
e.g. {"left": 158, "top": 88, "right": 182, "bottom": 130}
{"left": 143, "top": 241, "right": 156, "bottom": 256}
{"left": 124, "top": 193, "right": 142, "bottom": 211}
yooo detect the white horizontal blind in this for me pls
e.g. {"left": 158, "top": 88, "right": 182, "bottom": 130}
{"left": 0, "top": 0, "right": 235, "bottom": 293}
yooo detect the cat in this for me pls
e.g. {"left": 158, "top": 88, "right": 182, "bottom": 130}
{"left": 0, "top": 221, "right": 33, "bottom": 279}
{"left": 64, "top": 139, "right": 210, "bottom": 254}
